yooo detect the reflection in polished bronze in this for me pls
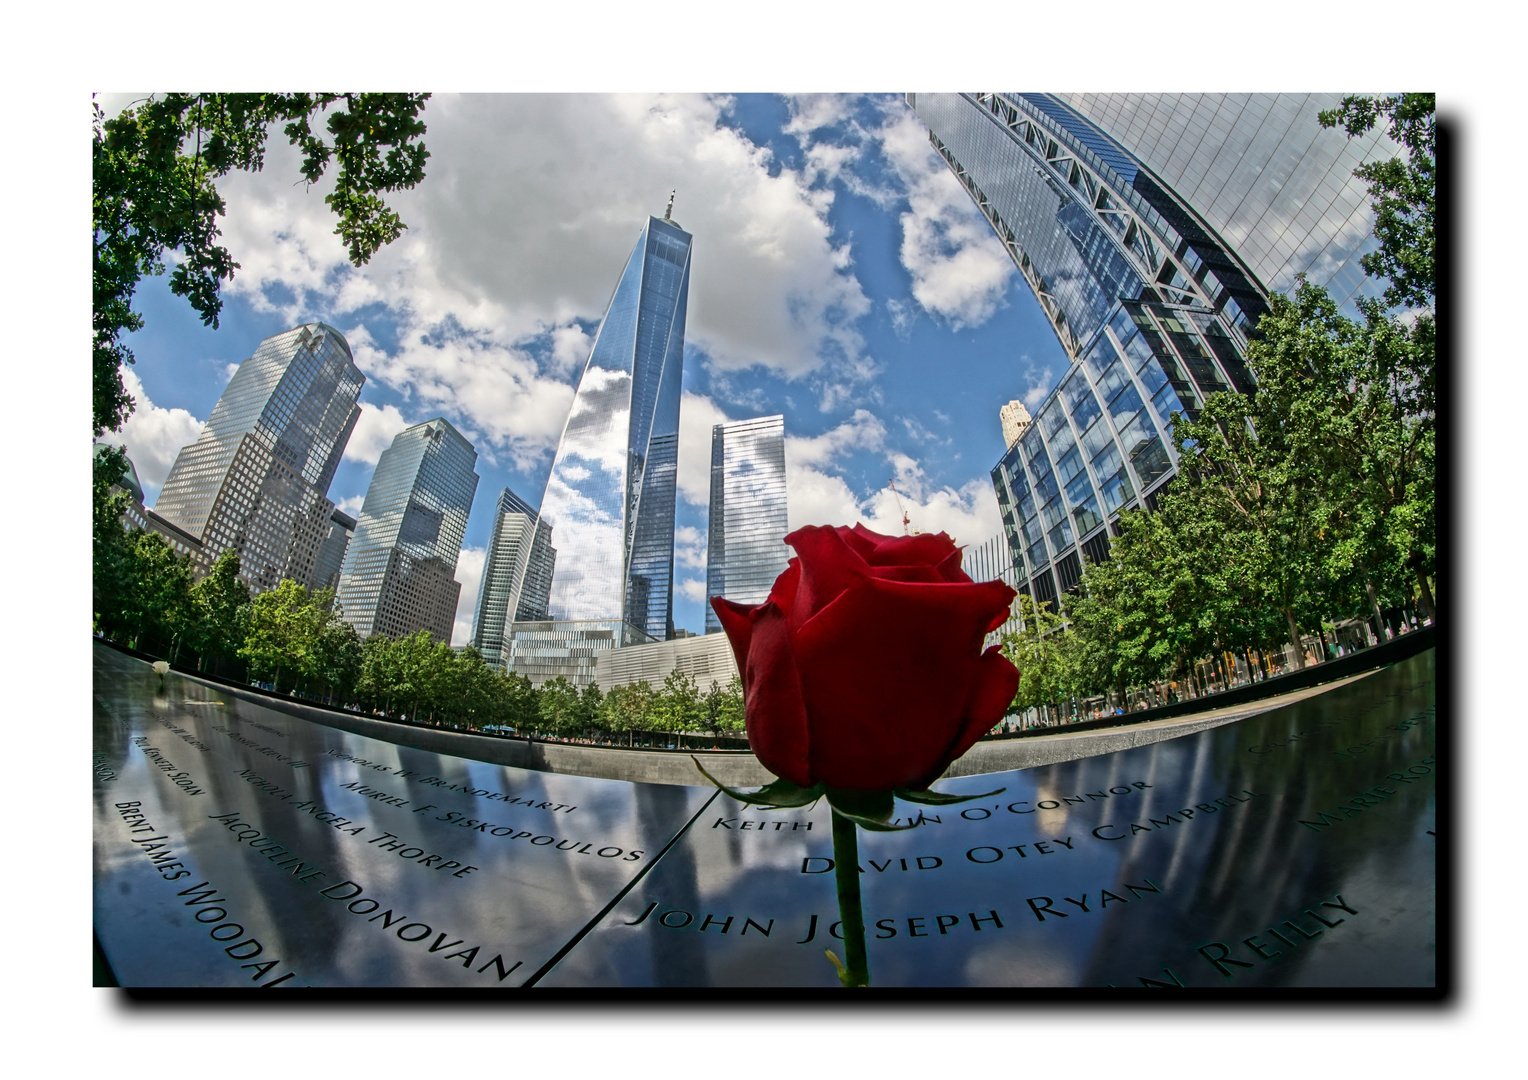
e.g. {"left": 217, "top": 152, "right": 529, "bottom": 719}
{"left": 94, "top": 642, "right": 1436, "bottom": 989}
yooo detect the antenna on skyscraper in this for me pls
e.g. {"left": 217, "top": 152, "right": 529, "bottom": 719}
{"left": 664, "top": 190, "right": 676, "bottom": 220}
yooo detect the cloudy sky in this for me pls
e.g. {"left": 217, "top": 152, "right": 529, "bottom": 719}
{"left": 104, "top": 93, "right": 1069, "bottom": 642}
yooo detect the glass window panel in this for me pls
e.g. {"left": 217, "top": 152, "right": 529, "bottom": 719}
{"left": 1109, "top": 308, "right": 1138, "bottom": 348}
{"left": 1116, "top": 408, "right": 1159, "bottom": 459}
{"left": 1018, "top": 490, "right": 1037, "bottom": 522}
{"left": 1040, "top": 496, "right": 1067, "bottom": 531}
{"left": 1081, "top": 417, "right": 1113, "bottom": 460}
{"left": 1100, "top": 465, "right": 1134, "bottom": 515}
{"left": 1064, "top": 469, "right": 1094, "bottom": 510}
{"left": 1048, "top": 420, "right": 1077, "bottom": 459}
{"left": 1083, "top": 337, "right": 1117, "bottom": 381}
{"left": 1122, "top": 331, "right": 1154, "bottom": 371}
{"left": 1095, "top": 359, "right": 1130, "bottom": 403}
{"left": 1072, "top": 495, "right": 1104, "bottom": 538}
{"left": 1039, "top": 400, "right": 1067, "bottom": 439}
{"left": 1131, "top": 437, "right": 1173, "bottom": 489}
{"left": 1108, "top": 382, "right": 1145, "bottom": 423}
{"left": 1069, "top": 383, "right": 1102, "bottom": 431}
{"left": 1048, "top": 517, "right": 1075, "bottom": 552}
{"left": 1090, "top": 440, "right": 1123, "bottom": 484}
{"left": 1151, "top": 383, "right": 1187, "bottom": 428}
{"left": 1055, "top": 444, "right": 1085, "bottom": 486}
{"left": 1136, "top": 356, "right": 1169, "bottom": 396}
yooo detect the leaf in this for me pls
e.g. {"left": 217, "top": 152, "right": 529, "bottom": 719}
{"left": 894, "top": 786, "right": 1006, "bottom": 806}
{"left": 825, "top": 788, "right": 918, "bottom": 831}
{"left": 690, "top": 758, "right": 822, "bottom": 808}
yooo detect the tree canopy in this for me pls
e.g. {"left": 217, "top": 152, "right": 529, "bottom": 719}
{"left": 92, "top": 93, "right": 430, "bottom": 436}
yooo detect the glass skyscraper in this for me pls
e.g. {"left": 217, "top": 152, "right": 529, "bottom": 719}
{"left": 470, "top": 486, "right": 556, "bottom": 670}
{"left": 336, "top": 418, "right": 479, "bottom": 643}
{"left": 908, "top": 93, "right": 1398, "bottom": 608}
{"left": 154, "top": 323, "right": 363, "bottom": 593}
{"left": 537, "top": 210, "right": 692, "bottom": 643}
{"left": 703, "top": 415, "right": 789, "bottom": 634}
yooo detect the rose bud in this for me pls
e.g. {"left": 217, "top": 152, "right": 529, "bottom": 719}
{"left": 711, "top": 524, "right": 1019, "bottom": 791}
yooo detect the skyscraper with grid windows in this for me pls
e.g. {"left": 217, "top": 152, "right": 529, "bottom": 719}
{"left": 470, "top": 487, "right": 555, "bottom": 669}
{"left": 908, "top": 93, "right": 1399, "bottom": 608}
{"left": 153, "top": 323, "right": 363, "bottom": 593}
{"left": 703, "top": 415, "right": 789, "bottom": 634}
{"left": 336, "top": 418, "right": 479, "bottom": 643}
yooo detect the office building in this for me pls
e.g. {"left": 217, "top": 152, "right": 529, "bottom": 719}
{"left": 99, "top": 443, "right": 211, "bottom": 572}
{"left": 503, "top": 619, "right": 655, "bottom": 689}
{"left": 153, "top": 323, "right": 363, "bottom": 593}
{"left": 336, "top": 419, "right": 479, "bottom": 643}
{"left": 535, "top": 206, "right": 692, "bottom": 654}
{"left": 311, "top": 508, "right": 357, "bottom": 593}
{"left": 703, "top": 415, "right": 789, "bottom": 634}
{"left": 908, "top": 93, "right": 1398, "bottom": 608}
{"left": 470, "top": 487, "right": 556, "bottom": 669}
{"left": 999, "top": 401, "right": 1032, "bottom": 449}
{"left": 594, "top": 632, "right": 739, "bottom": 693}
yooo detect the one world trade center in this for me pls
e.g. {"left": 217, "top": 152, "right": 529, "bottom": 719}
{"left": 537, "top": 204, "right": 692, "bottom": 643}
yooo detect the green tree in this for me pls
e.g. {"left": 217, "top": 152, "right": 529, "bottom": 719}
{"left": 703, "top": 676, "right": 746, "bottom": 736}
{"left": 93, "top": 93, "right": 430, "bottom": 436}
{"left": 92, "top": 446, "right": 138, "bottom": 638}
{"left": 538, "top": 676, "right": 581, "bottom": 737}
{"left": 125, "top": 531, "right": 196, "bottom": 657}
{"left": 1318, "top": 94, "right": 1435, "bottom": 312}
{"left": 599, "top": 681, "right": 655, "bottom": 747}
{"left": 1001, "top": 594, "right": 1072, "bottom": 723}
{"left": 651, "top": 669, "right": 703, "bottom": 744}
{"left": 187, "top": 548, "right": 250, "bottom": 669}
{"left": 238, "top": 579, "right": 318, "bottom": 690}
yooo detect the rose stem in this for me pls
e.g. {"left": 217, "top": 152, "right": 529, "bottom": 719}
{"left": 831, "top": 809, "right": 870, "bottom": 987}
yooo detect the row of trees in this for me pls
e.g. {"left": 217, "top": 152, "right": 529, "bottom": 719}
{"left": 999, "top": 94, "right": 1436, "bottom": 720}
{"left": 93, "top": 457, "right": 744, "bottom": 744}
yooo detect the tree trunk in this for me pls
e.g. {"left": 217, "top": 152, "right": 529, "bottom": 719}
{"left": 1284, "top": 608, "right": 1306, "bottom": 670}
{"left": 1413, "top": 561, "right": 1437, "bottom": 623}
{"left": 1365, "top": 581, "right": 1391, "bottom": 642}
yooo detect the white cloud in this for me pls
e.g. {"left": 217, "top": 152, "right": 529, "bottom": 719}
{"left": 207, "top": 93, "right": 876, "bottom": 445}
{"left": 451, "top": 545, "right": 486, "bottom": 647}
{"left": 1021, "top": 364, "right": 1057, "bottom": 411}
{"left": 678, "top": 577, "right": 709, "bottom": 603}
{"left": 674, "top": 525, "right": 707, "bottom": 570}
{"left": 104, "top": 366, "right": 204, "bottom": 502}
{"left": 876, "top": 109, "right": 1016, "bottom": 329}
{"left": 782, "top": 411, "right": 1003, "bottom": 546}
{"left": 335, "top": 495, "right": 364, "bottom": 518}
{"left": 342, "top": 402, "right": 412, "bottom": 465}
{"left": 677, "top": 391, "right": 733, "bottom": 505}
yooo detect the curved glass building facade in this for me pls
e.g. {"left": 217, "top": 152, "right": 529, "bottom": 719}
{"left": 336, "top": 418, "right": 479, "bottom": 643}
{"left": 537, "top": 213, "right": 692, "bottom": 642}
{"left": 909, "top": 93, "right": 1398, "bottom": 608}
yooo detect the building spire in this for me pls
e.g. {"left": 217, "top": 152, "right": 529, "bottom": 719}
{"left": 664, "top": 190, "right": 676, "bottom": 221}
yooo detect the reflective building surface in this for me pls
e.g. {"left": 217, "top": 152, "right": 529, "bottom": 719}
{"left": 94, "top": 642, "right": 1435, "bottom": 988}
{"left": 153, "top": 324, "right": 363, "bottom": 593}
{"left": 471, "top": 487, "right": 556, "bottom": 670}
{"left": 908, "top": 93, "right": 1399, "bottom": 606}
{"left": 336, "top": 419, "right": 479, "bottom": 643}
{"left": 538, "top": 212, "right": 692, "bottom": 642}
{"left": 704, "top": 415, "right": 790, "bottom": 634}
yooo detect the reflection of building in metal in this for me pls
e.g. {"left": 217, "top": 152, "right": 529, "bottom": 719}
{"left": 504, "top": 619, "right": 655, "bottom": 688}
{"left": 909, "top": 93, "right": 1398, "bottom": 607}
{"left": 537, "top": 211, "right": 692, "bottom": 643}
{"left": 152, "top": 323, "right": 363, "bottom": 593}
{"left": 311, "top": 508, "right": 357, "bottom": 593}
{"left": 703, "top": 415, "right": 789, "bottom": 634}
{"left": 337, "top": 419, "right": 479, "bottom": 643}
{"left": 595, "top": 632, "right": 739, "bottom": 692}
{"left": 471, "top": 487, "right": 556, "bottom": 670}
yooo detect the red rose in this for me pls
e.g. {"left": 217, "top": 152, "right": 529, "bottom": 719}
{"left": 710, "top": 523, "right": 1020, "bottom": 791}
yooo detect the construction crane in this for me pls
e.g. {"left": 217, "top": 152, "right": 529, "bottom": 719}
{"left": 887, "top": 478, "right": 915, "bottom": 535}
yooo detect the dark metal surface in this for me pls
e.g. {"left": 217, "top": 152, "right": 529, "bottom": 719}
{"left": 93, "top": 643, "right": 1435, "bottom": 988}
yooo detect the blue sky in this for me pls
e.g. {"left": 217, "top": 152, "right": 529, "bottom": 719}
{"left": 104, "top": 93, "right": 1075, "bottom": 641}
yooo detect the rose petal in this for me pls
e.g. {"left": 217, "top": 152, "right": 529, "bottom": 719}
{"left": 737, "top": 602, "right": 813, "bottom": 787}
{"left": 860, "top": 531, "right": 958, "bottom": 569}
{"left": 791, "top": 577, "right": 1017, "bottom": 789}
{"left": 710, "top": 596, "right": 757, "bottom": 677}
{"left": 783, "top": 525, "right": 871, "bottom": 633}
{"left": 766, "top": 559, "right": 801, "bottom": 613}
{"left": 839, "top": 526, "right": 880, "bottom": 560}
{"left": 936, "top": 547, "right": 971, "bottom": 583}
